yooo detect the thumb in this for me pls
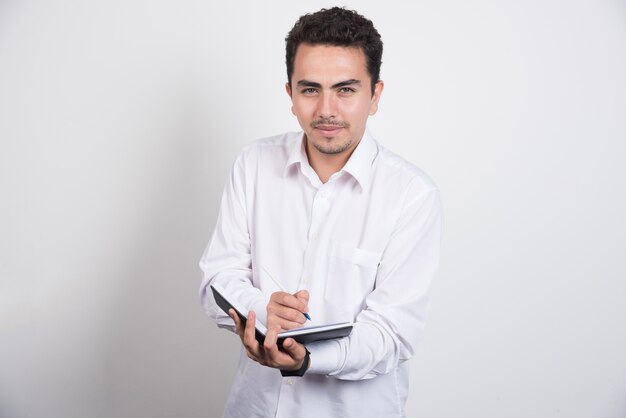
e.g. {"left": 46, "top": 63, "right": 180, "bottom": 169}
{"left": 282, "top": 338, "right": 305, "bottom": 360}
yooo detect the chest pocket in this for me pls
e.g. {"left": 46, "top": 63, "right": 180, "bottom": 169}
{"left": 324, "top": 241, "right": 382, "bottom": 320}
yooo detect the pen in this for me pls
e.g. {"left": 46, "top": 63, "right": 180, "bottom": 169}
{"left": 262, "top": 267, "right": 312, "bottom": 321}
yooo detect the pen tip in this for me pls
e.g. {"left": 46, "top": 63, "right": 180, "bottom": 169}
{"left": 304, "top": 313, "right": 312, "bottom": 321}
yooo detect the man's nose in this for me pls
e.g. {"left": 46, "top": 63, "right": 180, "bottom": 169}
{"left": 316, "top": 92, "right": 337, "bottom": 119}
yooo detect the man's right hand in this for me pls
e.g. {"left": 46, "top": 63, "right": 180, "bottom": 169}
{"left": 266, "top": 290, "right": 310, "bottom": 331}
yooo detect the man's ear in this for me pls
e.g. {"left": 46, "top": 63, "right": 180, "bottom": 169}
{"left": 285, "top": 82, "right": 295, "bottom": 115}
{"left": 369, "top": 80, "right": 384, "bottom": 116}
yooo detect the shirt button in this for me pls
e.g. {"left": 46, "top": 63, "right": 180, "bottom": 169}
{"left": 287, "top": 379, "right": 294, "bottom": 385}
{"left": 310, "top": 232, "right": 317, "bottom": 240}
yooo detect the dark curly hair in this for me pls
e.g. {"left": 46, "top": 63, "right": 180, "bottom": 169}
{"left": 285, "top": 7, "right": 383, "bottom": 94}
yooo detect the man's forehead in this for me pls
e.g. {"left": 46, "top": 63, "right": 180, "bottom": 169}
{"left": 294, "top": 43, "right": 365, "bottom": 60}
{"left": 291, "top": 43, "right": 370, "bottom": 83}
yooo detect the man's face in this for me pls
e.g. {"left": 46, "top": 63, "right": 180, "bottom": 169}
{"left": 286, "top": 44, "right": 383, "bottom": 157}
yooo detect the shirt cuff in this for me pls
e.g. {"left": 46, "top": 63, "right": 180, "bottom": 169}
{"left": 306, "top": 339, "right": 342, "bottom": 375}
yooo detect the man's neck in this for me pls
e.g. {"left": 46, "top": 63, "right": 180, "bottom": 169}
{"left": 305, "top": 137, "right": 361, "bottom": 184}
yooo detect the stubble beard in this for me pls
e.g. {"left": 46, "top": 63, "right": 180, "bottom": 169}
{"left": 312, "top": 137, "right": 354, "bottom": 155}
{"left": 310, "top": 117, "right": 352, "bottom": 155}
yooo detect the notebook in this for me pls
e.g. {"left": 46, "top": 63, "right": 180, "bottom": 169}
{"left": 211, "top": 284, "right": 353, "bottom": 348}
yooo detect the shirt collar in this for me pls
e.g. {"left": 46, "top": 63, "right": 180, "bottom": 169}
{"left": 283, "top": 132, "right": 326, "bottom": 188}
{"left": 283, "top": 132, "right": 308, "bottom": 176}
{"left": 340, "top": 129, "right": 378, "bottom": 191}
{"left": 283, "top": 129, "right": 379, "bottom": 191}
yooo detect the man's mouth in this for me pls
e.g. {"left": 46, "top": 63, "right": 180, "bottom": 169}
{"left": 315, "top": 125, "right": 344, "bottom": 136}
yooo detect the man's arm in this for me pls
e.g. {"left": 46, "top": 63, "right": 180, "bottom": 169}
{"left": 306, "top": 186, "right": 443, "bottom": 380}
{"left": 199, "top": 152, "right": 310, "bottom": 334}
{"left": 199, "top": 153, "right": 270, "bottom": 330}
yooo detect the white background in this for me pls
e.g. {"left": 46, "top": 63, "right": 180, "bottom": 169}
{"left": 1, "top": 1, "right": 625, "bottom": 417}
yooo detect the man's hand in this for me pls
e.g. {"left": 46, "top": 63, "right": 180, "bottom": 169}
{"left": 266, "top": 290, "right": 310, "bottom": 331}
{"left": 228, "top": 308, "right": 307, "bottom": 372}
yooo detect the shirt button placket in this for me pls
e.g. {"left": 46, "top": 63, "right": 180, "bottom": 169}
{"left": 310, "top": 187, "right": 331, "bottom": 238}
{"left": 275, "top": 378, "right": 296, "bottom": 418}
{"left": 301, "top": 185, "right": 333, "bottom": 291}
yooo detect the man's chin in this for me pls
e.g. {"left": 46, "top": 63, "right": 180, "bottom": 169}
{"left": 311, "top": 138, "right": 353, "bottom": 155}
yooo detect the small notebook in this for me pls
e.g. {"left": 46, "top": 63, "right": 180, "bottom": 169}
{"left": 211, "top": 284, "right": 353, "bottom": 348}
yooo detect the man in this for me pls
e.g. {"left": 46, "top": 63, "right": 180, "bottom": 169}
{"left": 200, "top": 7, "right": 442, "bottom": 417}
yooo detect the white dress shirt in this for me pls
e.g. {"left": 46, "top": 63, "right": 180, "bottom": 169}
{"left": 199, "top": 129, "right": 442, "bottom": 418}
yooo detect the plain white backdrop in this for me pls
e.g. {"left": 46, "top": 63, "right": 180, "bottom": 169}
{"left": 1, "top": 1, "right": 625, "bottom": 417}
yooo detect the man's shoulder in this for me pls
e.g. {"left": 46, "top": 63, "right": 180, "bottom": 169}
{"left": 229, "top": 132, "right": 301, "bottom": 174}
{"left": 373, "top": 142, "right": 438, "bottom": 194}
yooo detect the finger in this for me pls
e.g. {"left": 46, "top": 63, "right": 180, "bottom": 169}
{"left": 271, "top": 291, "right": 308, "bottom": 313}
{"left": 243, "top": 311, "right": 262, "bottom": 357}
{"left": 267, "top": 302, "right": 308, "bottom": 326}
{"left": 263, "top": 325, "right": 291, "bottom": 367}
{"left": 294, "top": 289, "right": 310, "bottom": 316}
{"left": 274, "top": 318, "right": 307, "bottom": 331}
{"left": 282, "top": 338, "right": 306, "bottom": 359}
{"left": 267, "top": 312, "right": 306, "bottom": 330}
{"left": 280, "top": 338, "right": 307, "bottom": 370}
{"left": 246, "top": 350, "right": 260, "bottom": 363}
{"left": 294, "top": 289, "right": 309, "bottom": 305}
{"left": 263, "top": 324, "right": 280, "bottom": 352}
{"left": 228, "top": 309, "right": 243, "bottom": 337}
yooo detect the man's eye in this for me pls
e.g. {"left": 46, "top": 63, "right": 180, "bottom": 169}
{"left": 301, "top": 88, "right": 317, "bottom": 94}
{"left": 339, "top": 87, "right": 355, "bottom": 94}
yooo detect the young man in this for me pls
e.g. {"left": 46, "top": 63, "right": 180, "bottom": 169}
{"left": 200, "top": 7, "right": 442, "bottom": 417}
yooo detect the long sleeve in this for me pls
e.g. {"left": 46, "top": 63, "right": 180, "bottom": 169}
{"left": 199, "top": 153, "right": 269, "bottom": 331}
{"left": 306, "top": 186, "right": 442, "bottom": 380}
{"left": 199, "top": 131, "right": 442, "bottom": 417}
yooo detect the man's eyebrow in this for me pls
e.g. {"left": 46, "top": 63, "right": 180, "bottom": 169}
{"left": 295, "top": 79, "right": 362, "bottom": 89}
{"left": 332, "top": 79, "right": 361, "bottom": 89}
{"left": 296, "top": 80, "right": 322, "bottom": 88}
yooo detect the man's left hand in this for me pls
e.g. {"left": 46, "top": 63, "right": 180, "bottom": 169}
{"left": 228, "top": 308, "right": 308, "bottom": 372}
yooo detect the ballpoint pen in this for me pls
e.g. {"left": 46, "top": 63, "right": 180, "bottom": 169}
{"left": 262, "top": 267, "right": 312, "bottom": 321}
